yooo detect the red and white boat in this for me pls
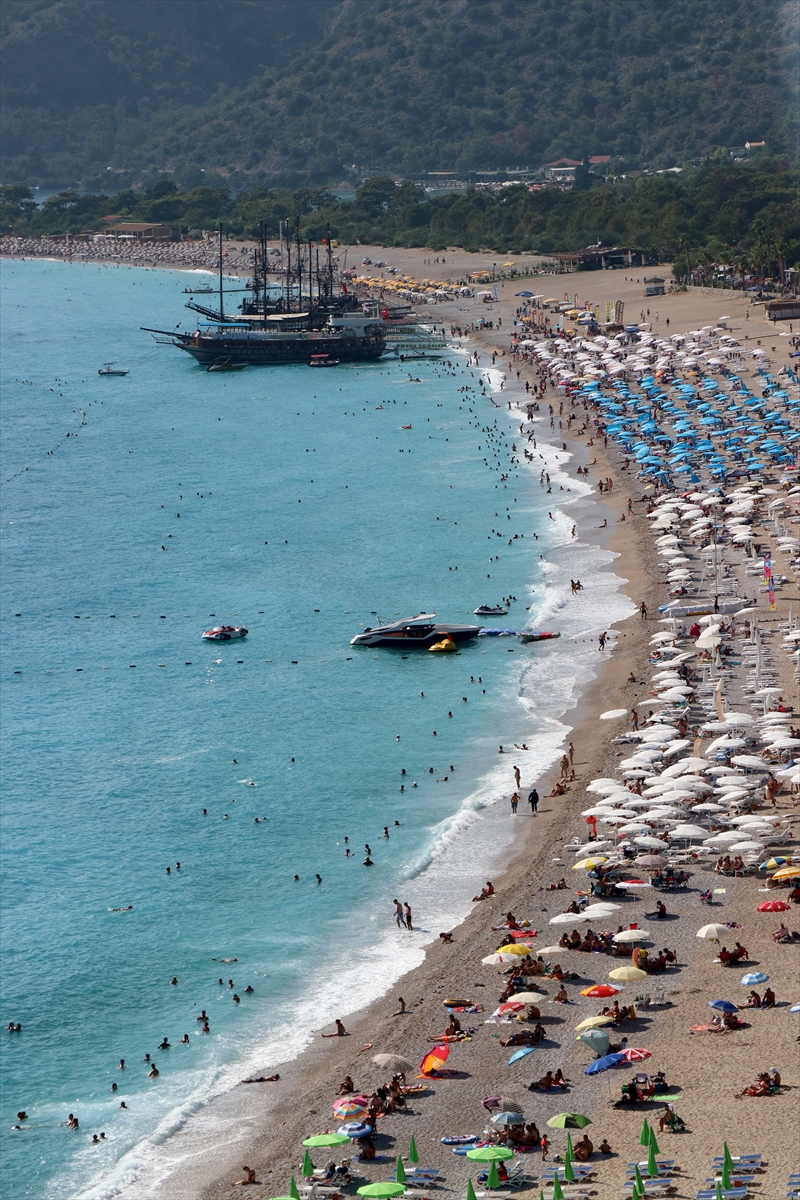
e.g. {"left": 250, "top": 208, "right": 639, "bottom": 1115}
{"left": 202, "top": 624, "right": 248, "bottom": 641}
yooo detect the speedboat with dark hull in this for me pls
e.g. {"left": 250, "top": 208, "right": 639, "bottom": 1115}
{"left": 350, "top": 613, "right": 482, "bottom": 648}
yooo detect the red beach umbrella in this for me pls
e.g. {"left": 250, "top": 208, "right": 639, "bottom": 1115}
{"left": 757, "top": 899, "right": 790, "bottom": 912}
{"left": 580, "top": 985, "right": 621, "bottom": 998}
{"left": 420, "top": 1044, "right": 450, "bottom": 1076}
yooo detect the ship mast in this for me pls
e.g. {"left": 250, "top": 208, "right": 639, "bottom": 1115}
{"left": 218, "top": 224, "right": 224, "bottom": 320}
{"left": 295, "top": 217, "right": 302, "bottom": 314}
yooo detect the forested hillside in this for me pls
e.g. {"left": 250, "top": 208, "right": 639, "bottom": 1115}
{"left": 3, "top": 160, "right": 798, "bottom": 272}
{"left": 1, "top": 0, "right": 797, "bottom": 188}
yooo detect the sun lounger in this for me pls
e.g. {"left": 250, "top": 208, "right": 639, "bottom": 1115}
{"left": 626, "top": 1159, "right": 676, "bottom": 1170}
{"left": 695, "top": 1188, "right": 749, "bottom": 1199}
{"left": 711, "top": 1155, "right": 761, "bottom": 1166}
{"left": 621, "top": 1183, "right": 675, "bottom": 1196}
{"left": 540, "top": 1165, "right": 593, "bottom": 1180}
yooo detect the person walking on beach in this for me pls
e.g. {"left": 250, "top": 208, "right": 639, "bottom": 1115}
{"left": 510, "top": 792, "right": 519, "bottom": 814}
{"left": 513, "top": 765, "right": 521, "bottom": 790}
{"left": 528, "top": 788, "right": 539, "bottom": 813}
{"left": 394, "top": 899, "right": 406, "bottom": 928}
{"left": 598, "top": 631, "right": 607, "bottom": 651}
{"left": 568, "top": 742, "right": 575, "bottom": 766}
{"left": 640, "top": 601, "right": 648, "bottom": 620}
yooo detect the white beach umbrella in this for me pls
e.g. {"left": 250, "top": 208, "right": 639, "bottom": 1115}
{"left": 599, "top": 708, "right": 628, "bottom": 720}
{"left": 727, "top": 840, "right": 765, "bottom": 852}
{"left": 613, "top": 929, "right": 650, "bottom": 943}
{"left": 691, "top": 802, "right": 727, "bottom": 814}
{"left": 549, "top": 912, "right": 591, "bottom": 926}
{"left": 670, "top": 824, "right": 709, "bottom": 839}
{"left": 730, "top": 755, "right": 770, "bottom": 769}
{"left": 634, "top": 836, "right": 670, "bottom": 850}
{"left": 696, "top": 923, "right": 730, "bottom": 941}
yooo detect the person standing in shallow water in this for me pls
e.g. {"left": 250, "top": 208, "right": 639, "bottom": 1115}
{"left": 510, "top": 792, "right": 519, "bottom": 814}
{"left": 404, "top": 902, "right": 413, "bottom": 931}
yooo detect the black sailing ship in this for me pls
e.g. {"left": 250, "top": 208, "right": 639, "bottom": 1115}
{"left": 142, "top": 222, "right": 386, "bottom": 367}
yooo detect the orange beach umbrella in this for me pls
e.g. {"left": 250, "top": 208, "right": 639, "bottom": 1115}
{"left": 420, "top": 1043, "right": 450, "bottom": 1075}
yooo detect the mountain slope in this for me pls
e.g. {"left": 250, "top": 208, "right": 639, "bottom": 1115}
{"left": 1, "top": 0, "right": 797, "bottom": 187}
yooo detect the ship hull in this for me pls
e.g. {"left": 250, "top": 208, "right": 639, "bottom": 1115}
{"left": 177, "top": 331, "right": 385, "bottom": 366}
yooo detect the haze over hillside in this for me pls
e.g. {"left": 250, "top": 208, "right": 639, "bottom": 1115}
{"left": 1, "top": 0, "right": 797, "bottom": 189}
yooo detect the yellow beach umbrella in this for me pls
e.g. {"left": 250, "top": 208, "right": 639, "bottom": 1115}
{"left": 609, "top": 965, "right": 648, "bottom": 982}
{"left": 573, "top": 857, "right": 607, "bottom": 870}
{"left": 495, "top": 943, "right": 530, "bottom": 956}
{"left": 772, "top": 866, "right": 800, "bottom": 881}
{"left": 574, "top": 1015, "right": 613, "bottom": 1031}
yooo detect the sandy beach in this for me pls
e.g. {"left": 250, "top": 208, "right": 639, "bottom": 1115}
{"left": 5, "top": 240, "right": 798, "bottom": 1199}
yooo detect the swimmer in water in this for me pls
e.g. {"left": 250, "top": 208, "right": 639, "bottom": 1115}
{"left": 364, "top": 856, "right": 374, "bottom": 866}
{"left": 148, "top": 1065, "right": 160, "bottom": 1078}
{"left": 120, "top": 1101, "right": 128, "bottom": 1109}
{"left": 316, "top": 873, "right": 322, "bottom": 884}
{"left": 158, "top": 1038, "right": 170, "bottom": 1050}
{"left": 179, "top": 1033, "right": 190, "bottom": 1043}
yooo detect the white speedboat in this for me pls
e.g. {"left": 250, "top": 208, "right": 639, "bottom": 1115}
{"left": 202, "top": 624, "right": 248, "bottom": 641}
{"left": 98, "top": 362, "right": 129, "bottom": 376}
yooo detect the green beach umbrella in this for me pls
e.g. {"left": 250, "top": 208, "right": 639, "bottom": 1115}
{"left": 551, "top": 1176, "right": 565, "bottom": 1200}
{"left": 486, "top": 1161, "right": 500, "bottom": 1190}
{"left": 647, "top": 1142, "right": 659, "bottom": 1178}
{"left": 357, "top": 1185, "right": 407, "bottom": 1198}
{"left": 546, "top": 1112, "right": 591, "bottom": 1130}
{"left": 395, "top": 1157, "right": 407, "bottom": 1186}
{"left": 634, "top": 1164, "right": 646, "bottom": 1195}
{"left": 565, "top": 1132, "right": 574, "bottom": 1162}
{"left": 721, "top": 1161, "right": 732, "bottom": 1190}
{"left": 715, "top": 1183, "right": 724, "bottom": 1200}
{"left": 648, "top": 1128, "right": 660, "bottom": 1154}
{"left": 466, "top": 1179, "right": 478, "bottom": 1200}
{"left": 301, "top": 1150, "right": 314, "bottom": 1178}
{"left": 466, "top": 1146, "right": 514, "bottom": 1162}
{"left": 303, "top": 1135, "right": 351, "bottom": 1148}
{"left": 290, "top": 1177, "right": 301, "bottom": 1200}
{"left": 563, "top": 1156, "right": 575, "bottom": 1183}
{"left": 409, "top": 1135, "right": 419, "bottom": 1165}
{"left": 639, "top": 1118, "right": 651, "bottom": 1148}
{"left": 723, "top": 1142, "right": 734, "bottom": 1171}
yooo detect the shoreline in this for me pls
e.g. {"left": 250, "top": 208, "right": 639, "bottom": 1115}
{"left": 115, "top": 381, "right": 645, "bottom": 1200}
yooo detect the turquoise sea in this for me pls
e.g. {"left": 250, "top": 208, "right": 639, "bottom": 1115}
{"left": 0, "top": 259, "right": 633, "bottom": 1198}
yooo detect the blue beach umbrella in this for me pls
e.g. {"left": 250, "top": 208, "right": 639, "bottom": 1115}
{"left": 709, "top": 999, "right": 738, "bottom": 1013}
{"left": 741, "top": 972, "right": 769, "bottom": 986}
{"left": 508, "top": 1047, "right": 537, "bottom": 1065}
{"left": 584, "top": 1052, "right": 625, "bottom": 1075}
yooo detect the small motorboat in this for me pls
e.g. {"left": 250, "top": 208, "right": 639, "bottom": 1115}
{"left": 98, "top": 363, "right": 129, "bottom": 376}
{"left": 474, "top": 605, "right": 508, "bottom": 616}
{"left": 207, "top": 359, "right": 246, "bottom": 372}
{"left": 519, "top": 630, "right": 560, "bottom": 643}
{"left": 309, "top": 353, "right": 340, "bottom": 367}
{"left": 202, "top": 625, "right": 248, "bottom": 641}
{"left": 429, "top": 635, "right": 457, "bottom": 653}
